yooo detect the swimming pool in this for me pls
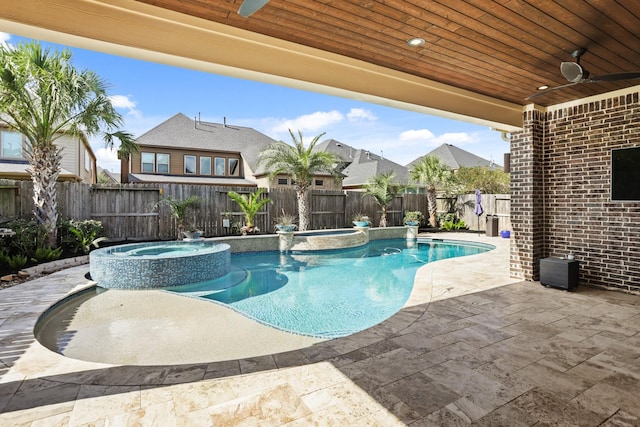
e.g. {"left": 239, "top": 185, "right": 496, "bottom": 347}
{"left": 167, "top": 238, "right": 491, "bottom": 338}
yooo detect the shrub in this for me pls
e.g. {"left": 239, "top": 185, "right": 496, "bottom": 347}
{"left": 440, "top": 213, "right": 467, "bottom": 231}
{"left": 0, "top": 249, "right": 9, "bottom": 265}
{"left": 5, "top": 219, "right": 47, "bottom": 258}
{"left": 7, "top": 254, "right": 27, "bottom": 270}
{"left": 31, "top": 246, "right": 63, "bottom": 263}
{"left": 59, "top": 219, "right": 106, "bottom": 254}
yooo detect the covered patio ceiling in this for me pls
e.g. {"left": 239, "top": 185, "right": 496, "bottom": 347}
{"left": 1, "top": 0, "right": 639, "bottom": 132}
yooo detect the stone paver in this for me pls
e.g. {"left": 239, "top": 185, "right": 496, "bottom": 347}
{"left": 1, "top": 233, "right": 639, "bottom": 425}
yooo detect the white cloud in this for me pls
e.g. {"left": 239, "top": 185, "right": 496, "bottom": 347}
{"left": 433, "top": 132, "right": 476, "bottom": 145}
{"left": 272, "top": 110, "right": 344, "bottom": 134}
{"left": 109, "top": 94, "right": 135, "bottom": 109}
{"left": 0, "top": 32, "right": 12, "bottom": 49}
{"left": 109, "top": 94, "right": 141, "bottom": 119}
{"left": 92, "top": 146, "right": 120, "bottom": 173}
{"left": 398, "top": 129, "right": 477, "bottom": 148}
{"left": 347, "top": 108, "right": 377, "bottom": 122}
{"left": 360, "top": 129, "right": 482, "bottom": 166}
{"left": 398, "top": 129, "right": 435, "bottom": 141}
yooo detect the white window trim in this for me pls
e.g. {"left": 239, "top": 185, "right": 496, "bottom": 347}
{"left": 157, "top": 153, "right": 170, "bottom": 174}
{"left": 200, "top": 156, "right": 212, "bottom": 175}
{"left": 214, "top": 157, "right": 226, "bottom": 176}
{"left": 141, "top": 152, "right": 155, "bottom": 173}
{"left": 1, "top": 131, "right": 24, "bottom": 159}
{"left": 184, "top": 155, "right": 197, "bottom": 174}
{"left": 228, "top": 158, "right": 240, "bottom": 176}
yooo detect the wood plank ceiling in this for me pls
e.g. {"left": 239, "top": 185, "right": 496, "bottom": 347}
{"left": 136, "top": 0, "right": 640, "bottom": 107}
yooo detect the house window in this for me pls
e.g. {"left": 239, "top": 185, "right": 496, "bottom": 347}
{"left": 214, "top": 157, "right": 225, "bottom": 175}
{"left": 184, "top": 155, "right": 196, "bottom": 174}
{"left": 141, "top": 152, "right": 155, "bottom": 173}
{"left": 200, "top": 156, "right": 211, "bottom": 175}
{"left": 229, "top": 158, "right": 239, "bottom": 176}
{"left": 1, "top": 131, "right": 23, "bottom": 158}
{"left": 277, "top": 178, "right": 288, "bottom": 185}
{"left": 157, "top": 154, "right": 169, "bottom": 174}
{"left": 84, "top": 150, "right": 91, "bottom": 171}
{"left": 315, "top": 179, "right": 324, "bottom": 186}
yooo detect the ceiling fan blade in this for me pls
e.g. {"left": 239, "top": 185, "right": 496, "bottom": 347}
{"left": 525, "top": 82, "right": 580, "bottom": 100}
{"left": 527, "top": 47, "right": 640, "bottom": 102}
{"left": 238, "top": 0, "right": 269, "bottom": 17}
{"left": 587, "top": 72, "right": 640, "bottom": 82}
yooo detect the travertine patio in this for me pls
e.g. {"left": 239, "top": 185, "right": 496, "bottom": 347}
{"left": 1, "top": 234, "right": 639, "bottom": 425}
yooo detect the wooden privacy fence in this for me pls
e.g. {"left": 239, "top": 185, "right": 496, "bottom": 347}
{"left": 437, "top": 193, "right": 511, "bottom": 232}
{"left": 0, "top": 179, "right": 509, "bottom": 240}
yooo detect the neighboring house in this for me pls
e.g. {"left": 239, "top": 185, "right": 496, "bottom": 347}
{"left": 97, "top": 166, "right": 120, "bottom": 184}
{"left": 315, "top": 139, "right": 410, "bottom": 190}
{"left": 406, "top": 143, "right": 499, "bottom": 171}
{"left": 125, "top": 113, "right": 342, "bottom": 190}
{"left": 125, "top": 113, "right": 263, "bottom": 187}
{"left": 0, "top": 126, "right": 97, "bottom": 183}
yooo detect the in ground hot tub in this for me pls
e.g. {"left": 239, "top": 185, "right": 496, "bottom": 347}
{"left": 90, "top": 241, "right": 231, "bottom": 289}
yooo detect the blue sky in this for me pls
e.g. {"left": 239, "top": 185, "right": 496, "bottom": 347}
{"left": 1, "top": 32, "right": 510, "bottom": 173}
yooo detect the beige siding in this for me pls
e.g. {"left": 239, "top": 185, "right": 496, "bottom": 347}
{"left": 254, "top": 176, "right": 272, "bottom": 188}
{"left": 0, "top": 126, "right": 94, "bottom": 183}
{"left": 262, "top": 174, "right": 342, "bottom": 190}
{"left": 131, "top": 147, "right": 243, "bottom": 178}
{"left": 56, "top": 135, "right": 79, "bottom": 176}
{"left": 79, "top": 143, "right": 96, "bottom": 184}
{"left": 129, "top": 147, "right": 340, "bottom": 190}
{"left": 55, "top": 135, "right": 96, "bottom": 184}
{"left": 311, "top": 176, "right": 341, "bottom": 190}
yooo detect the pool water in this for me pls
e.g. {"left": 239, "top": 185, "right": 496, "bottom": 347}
{"left": 168, "top": 239, "right": 490, "bottom": 338}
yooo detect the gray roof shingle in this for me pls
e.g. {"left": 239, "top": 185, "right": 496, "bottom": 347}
{"left": 316, "top": 139, "right": 410, "bottom": 187}
{"left": 135, "top": 113, "right": 278, "bottom": 172}
{"left": 406, "top": 143, "right": 499, "bottom": 170}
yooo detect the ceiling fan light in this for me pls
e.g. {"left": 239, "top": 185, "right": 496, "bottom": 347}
{"left": 407, "top": 37, "right": 426, "bottom": 47}
{"left": 561, "top": 61, "right": 584, "bottom": 83}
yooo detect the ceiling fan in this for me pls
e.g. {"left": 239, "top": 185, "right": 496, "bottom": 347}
{"left": 238, "top": 0, "right": 269, "bottom": 17}
{"left": 526, "top": 48, "right": 640, "bottom": 100}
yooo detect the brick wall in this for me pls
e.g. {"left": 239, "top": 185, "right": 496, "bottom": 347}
{"left": 510, "top": 107, "right": 545, "bottom": 281}
{"left": 511, "top": 91, "right": 640, "bottom": 293}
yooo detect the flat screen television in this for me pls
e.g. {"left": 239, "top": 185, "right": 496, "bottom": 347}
{"left": 611, "top": 146, "right": 640, "bottom": 201}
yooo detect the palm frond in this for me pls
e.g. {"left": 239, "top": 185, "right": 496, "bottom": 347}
{"left": 228, "top": 189, "right": 272, "bottom": 227}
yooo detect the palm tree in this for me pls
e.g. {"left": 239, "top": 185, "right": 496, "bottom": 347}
{"left": 153, "top": 195, "right": 200, "bottom": 240}
{"left": 228, "top": 189, "right": 272, "bottom": 234}
{"left": 409, "top": 155, "right": 452, "bottom": 228}
{"left": 258, "top": 130, "right": 341, "bottom": 231}
{"left": 0, "top": 41, "right": 136, "bottom": 247}
{"left": 361, "top": 171, "right": 403, "bottom": 227}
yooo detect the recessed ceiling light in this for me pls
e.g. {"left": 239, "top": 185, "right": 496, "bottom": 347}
{"left": 406, "top": 37, "right": 426, "bottom": 47}
{"left": 537, "top": 85, "right": 549, "bottom": 90}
